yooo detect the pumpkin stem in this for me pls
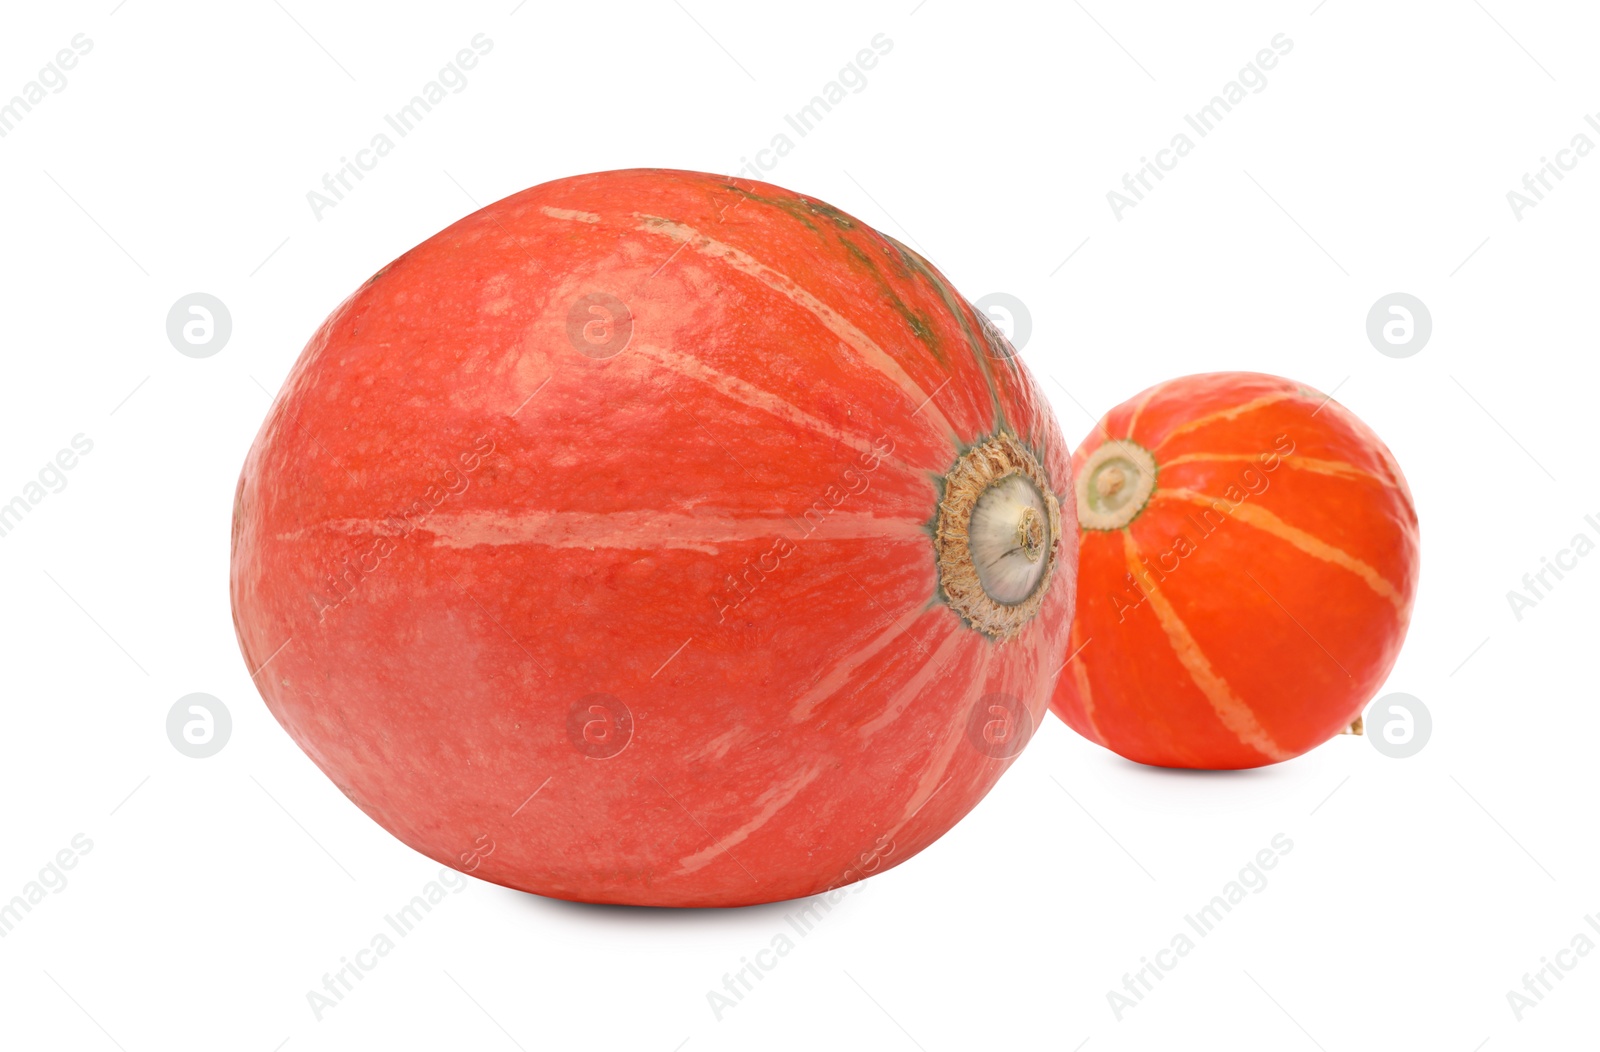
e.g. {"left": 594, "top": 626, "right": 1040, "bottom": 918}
{"left": 1076, "top": 441, "right": 1157, "bottom": 531}
{"left": 1343, "top": 716, "right": 1364, "bottom": 735}
{"left": 934, "top": 433, "right": 1062, "bottom": 641}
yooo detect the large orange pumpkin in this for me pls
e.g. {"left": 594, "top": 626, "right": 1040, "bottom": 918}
{"left": 1051, "top": 372, "right": 1418, "bottom": 769}
{"left": 231, "top": 169, "right": 1076, "bottom": 906}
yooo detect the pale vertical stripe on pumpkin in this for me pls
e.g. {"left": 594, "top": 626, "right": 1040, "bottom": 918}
{"left": 659, "top": 480, "right": 997, "bottom": 870}
{"left": 788, "top": 609, "right": 937, "bottom": 721}
{"left": 673, "top": 761, "right": 829, "bottom": 875}
{"left": 1122, "top": 530, "right": 1289, "bottom": 763}
{"left": 537, "top": 205, "right": 600, "bottom": 223}
{"left": 855, "top": 627, "right": 970, "bottom": 738}
{"left": 1065, "top": 619, "right": 1107, "bottom": 746}
{"left": 877, "top": 643, "right": 996, "bottom": 847}
{"left": 301, "top": 509, "right": 929, "bottom": 553}
{"left": 1371, "top": 435, "right": 1414, "bottom": 500}
{"left": 1154, "top": 489, "right": 1407, "bottom": 612}
{"left": 882, "top": 236, "right": 1009, "bottom": 435}
{"left": 1122, "top": 384, "right": 1161, "bottom": 442}
{"left": 628, "top": 341, "right": 923, "bottom": 477}
{"left": 1150, "top": 392, "right": 1297, "bottom": 451}
{"left": 1159, "top": 452, "right": 1394, "bottom": 487}
{"left": 627, "top": 213, "right": 963, "bottom": 451}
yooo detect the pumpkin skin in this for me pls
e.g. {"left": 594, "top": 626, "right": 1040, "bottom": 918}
{"left": 230, "top": 169, "right": 1076, "bottom": 907}
{"left": 1051, "top": 372, "right": 1419, "bottom": 769}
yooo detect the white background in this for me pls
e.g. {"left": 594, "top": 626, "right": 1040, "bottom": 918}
{"left": 1, "top": 1, "right": 1596, "bottom": 1049}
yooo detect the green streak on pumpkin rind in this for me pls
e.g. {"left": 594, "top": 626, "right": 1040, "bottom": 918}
{"left": 724, "top": 183, "right": 950, "bottom": 367}
{"left": 879, "top": 235, "right": 1010, "bottom": 439}
{"left": 724, "top": 183, "right": 1065, "bottom": 643}
{"left": 723, "top": 183, "right": 827, "bottom": 234}
{"left": 836, "top": 235, "right": 946, "bottom": 366}
{"left": 724, "top": 184, "right": 1009, "bottom": 429}
{"left": 722, "top": 186, "right": 1061, "bottom": 598}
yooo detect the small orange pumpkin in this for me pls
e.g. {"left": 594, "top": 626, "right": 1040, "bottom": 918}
{"left": 1052, "top": 372, "right": 1419, "bottom": 769}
